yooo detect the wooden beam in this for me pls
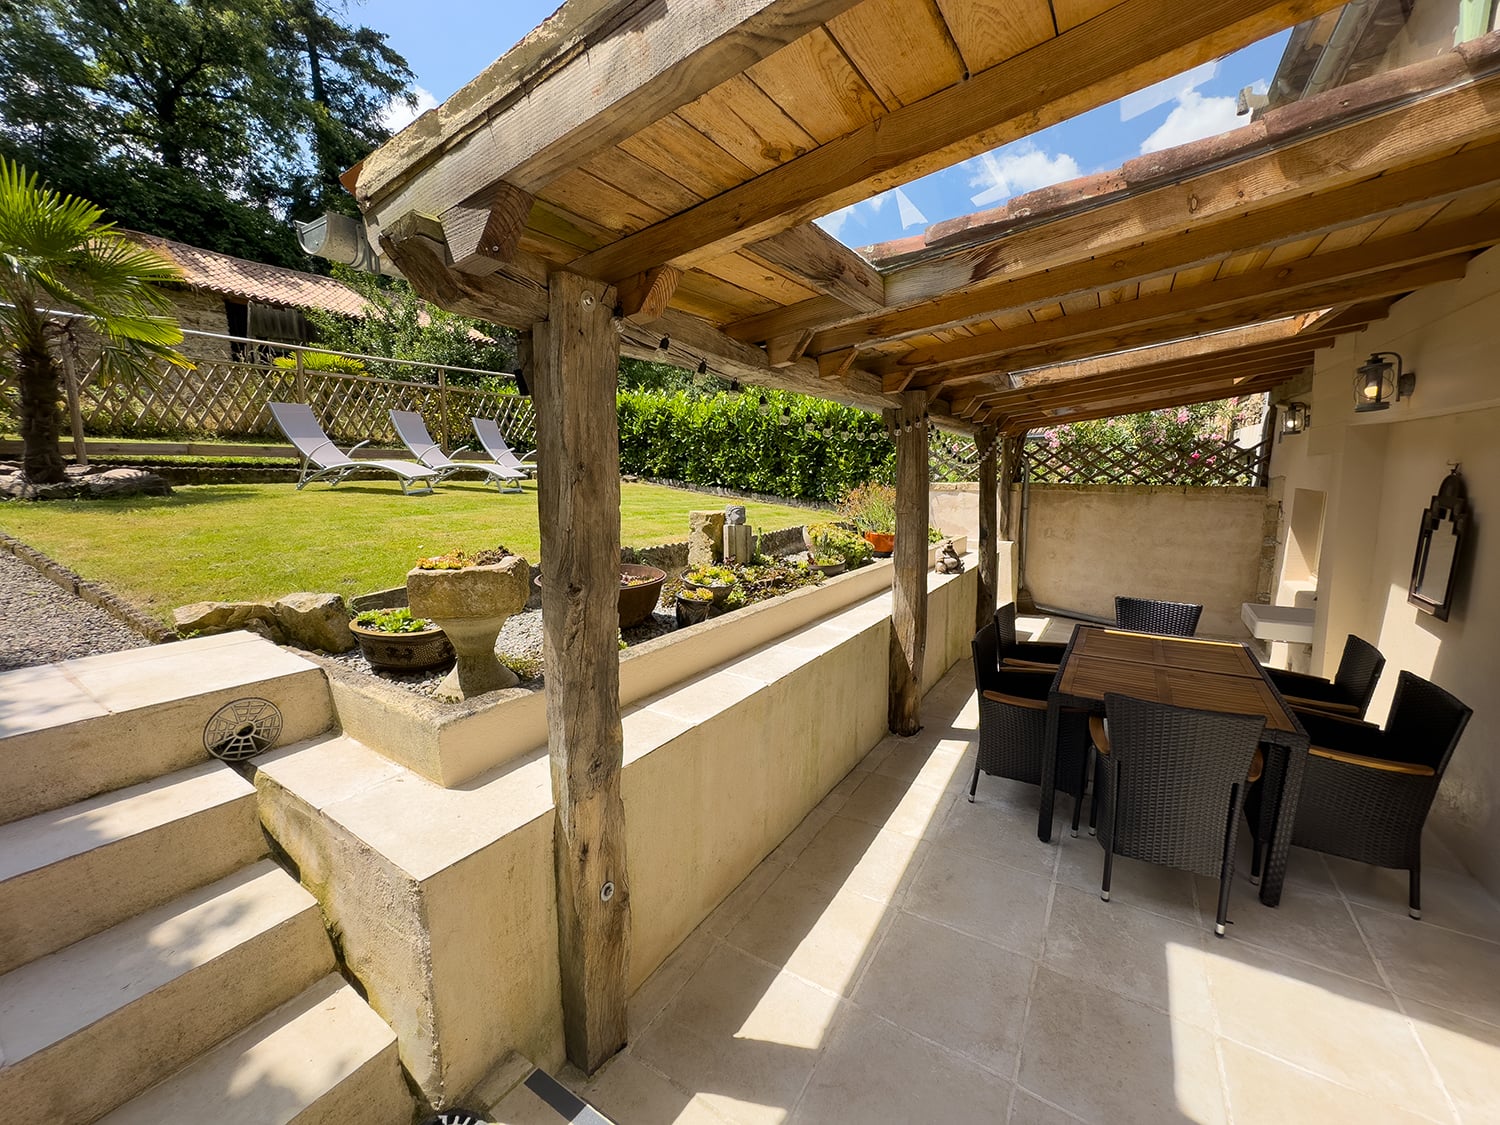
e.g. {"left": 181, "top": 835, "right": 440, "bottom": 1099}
{"left": 360, "top": 0, "right": 868, "bottom": 229}
{"left": 976, "top": 424, "right": 998, "bottom": 635}
{"left": 566, "top": 0, "right": 1343, "bottom": 282}
{"left": 992, "top": 372, "right": 1292, "bottom": 432}
{"left": 379, "top": 229, "right": 548, "bottom": 327}
{"left": 889, "top": 389, "right": 929, "bottom": 736}
{"left": 616, "top": 265, "right": 682, "bottom": 321}
{"left": 818, "top": 347, "right": 857, "bottom": 381}
{"left": 534, "top": 270, "right": 630, "bottom": 1074}
{"left": 442, "top": 182, "right": 534, "bottom": 275}
{"left": 765, "top": 328, "right": 814, "bottom": 367}
{"left": 746, "top": 224, "right": 885, "bottom": 312}
{"left": 979, "top": 363, "right": 1311, "bottom": 420}
{"left": 728, "top": 294, "right": 856, "bottom": 343}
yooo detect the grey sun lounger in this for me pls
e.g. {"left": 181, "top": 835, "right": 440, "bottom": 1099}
{"left": 471, "top": 417, "right": 538, "bottom": 478}
{"left": 269, "top": 402, "right": 438, "bottom": 495}
{"left": 390, "top": 410, "right": 525, "bottom": 493}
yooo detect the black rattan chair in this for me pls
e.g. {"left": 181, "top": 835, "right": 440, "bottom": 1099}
{"left": 1265, "top": 634, "right": 1385, "bottom": 718}
{"left": 1092, "top": 694, "right": 1265, "bottom": 935}
{"left": 995, "top": 601, "right": 1066, "bottom": 671}
{"left": 1275, "top": 671, "right": 1471, "bottom": 919}
{"left": 1114, "top": 596, "right": 1203, "bottom": 637}
{"left": 971, "top": 623, "right": 1089, "bottom": 829}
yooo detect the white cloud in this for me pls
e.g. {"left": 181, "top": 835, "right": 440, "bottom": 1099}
{"left": 815, "top": 205, "right": 856, "bottom": 240}
{"left": 1119, "top": 60, "right": 1219, "bottom": 122}
{"left": 968, "top": 143, "right": 1081, "bottom": 207}
{"left": 379, "top": 86, "right": 438, "bottom": 134}
{"left": 1139, "top": 90, "right": 1241, "bottom": 154}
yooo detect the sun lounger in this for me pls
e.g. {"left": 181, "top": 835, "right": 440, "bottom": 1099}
{"left": 471, "top": 417, "right": 538, "bottom": 478}
{"left": 390, "top": 410, "right": 525, "bottom": 493}
{"left": 269, "top": 402, "right": 438, "bottom": 495}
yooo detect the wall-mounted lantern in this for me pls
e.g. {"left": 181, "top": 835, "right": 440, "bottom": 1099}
{"left": 1354, "top": 352, "right": 1416, "bottom": 412}
{"left": 1281, "top": 401, "right": 1310, "bottom": 435}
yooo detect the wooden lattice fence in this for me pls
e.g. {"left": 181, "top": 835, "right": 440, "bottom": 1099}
{"left": 65, "top": 355, "right": 537, "bottom": 451}
{"left": 1022, "top": 435, "right": 1270, "bottom": 487}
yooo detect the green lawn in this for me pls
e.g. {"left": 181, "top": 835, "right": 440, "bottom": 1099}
{"left": 0, "top": 479, "right": 818, "bottom": 621}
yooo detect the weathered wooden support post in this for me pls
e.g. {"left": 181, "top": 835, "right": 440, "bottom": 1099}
{"left": 887, "top": 389, "right": 930, "bottom": 735}
{"left": 975, "top": 424, "right": 998, "bottom": 633}
{"left": 532, "top": 270, "right": 630, "bottom": 1074}
{"left": 437, "top": 368, "right": 451, "bottom": 451}
{"left": 60, "top": 347, "right": 89, "bottom": 467}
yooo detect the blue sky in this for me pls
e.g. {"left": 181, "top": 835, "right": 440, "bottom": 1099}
{"left": 357, "top": 1, "right": 1289, "bottom": 249}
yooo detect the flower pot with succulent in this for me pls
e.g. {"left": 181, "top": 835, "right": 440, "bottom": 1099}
{"left": 680, "top": 563, "right": 738, "bottom": 606}
{"left": 838, "top": 483, "right": 897, "bottom": 556}
{"left": 349, "top": 608, "right": 454, "bottom": 672}
{"left": 406, "top": 547, "right": 531, "bottom": 702}
{"left": 674, "top": 585, "right": 715, "bottom": 627}
{"left": 805, "top": 522, "right": 872, "bottom": 575}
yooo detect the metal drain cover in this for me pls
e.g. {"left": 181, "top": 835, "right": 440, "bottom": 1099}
{"left": 203, "top": 697, "right": 283, "bottom": 761}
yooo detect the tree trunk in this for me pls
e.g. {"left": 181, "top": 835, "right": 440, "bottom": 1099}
{"left": 17, "top": 337, "right": 66, "bottom": 484}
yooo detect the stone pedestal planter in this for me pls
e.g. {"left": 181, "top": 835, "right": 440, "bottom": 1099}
{"left": 406, "top": 555, "right": 531, "bottom": 702}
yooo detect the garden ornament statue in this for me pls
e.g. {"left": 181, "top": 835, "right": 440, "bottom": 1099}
{"left": 723, "top": 504, "right": 753, "bottom": 564}
{"left": 935, "top": 540, "right": 965, "bottom": 574}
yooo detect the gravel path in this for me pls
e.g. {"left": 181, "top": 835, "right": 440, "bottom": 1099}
{"left": 0, "top": 552, "right": 150, "bottom": 671}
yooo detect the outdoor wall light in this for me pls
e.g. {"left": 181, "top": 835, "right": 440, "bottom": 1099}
{"left": 1281, "top": 401, "right": 1310, "bottom": 435}
{"left": 1354, "top": 352, "right": 1416, "bottom": 412}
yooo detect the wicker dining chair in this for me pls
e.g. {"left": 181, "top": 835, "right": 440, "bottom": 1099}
{"left": 1114, "top": 596, "right": 1204, "bottom": 637}
{"left": 1091, "top": 694, "right": 1265, "bottom": 936}
{"left": 970, "top": 623, "right": 1090, "bottom": 829}
{"left": 994, "top": 601, "right": 1067, "bottom": 671}
{"left": 1267, "top": 671, "right": 1471, "bottom": 919}
{"left": 1265, "top": 634, "right": 1385, "bottom": 718}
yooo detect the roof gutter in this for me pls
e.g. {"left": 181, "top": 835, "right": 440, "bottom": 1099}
{"left": 294, "top": 212, "right": 400, "bottom": 278}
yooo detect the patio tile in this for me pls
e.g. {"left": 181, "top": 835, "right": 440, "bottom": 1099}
{"left": 904, "top": 843, "right": 1052, "bottom": 958}
{"left": 1008, "top": 1090, "right": 1089, "bottom": 1124}
{"left": 788, "top": 814, "right": 925, "bottom": 904}
{"left": 1042, "top": 885, "right": 1215, "bottom": 1030}
{"left": 766, "top": 806, "right": 834, "bottom": 867}
{"left": 0, "top": 664, "right": 107, "bottom": 737}
{"left": 631, "top": 928, "right": 717, "bottom": 1039}
{"left": 1016, "top": 966, "right": 1226, "bottom": 1125}
{"left": 834, "top": 770, "right": 956, "bottom": 840}
{"left": 815, "top": 770, "right": 864, "bottom": 814}
{"left": 934, "top": 789, "right": 1058, "bottom": 879}
{"left": 1218, "top": 1040, "right": 1447, "bottom": 1125}
{"left": 1054, "top": 840, "right": 1203, "bottom": 929}
{"left": 1403, "top": 1000, "right": 1500, "bottom": 1124}
{"left": 701, "top": 861, "right": 782, "bottom": 938}
{"left": 1354, "top": 906, "right": 1500, "bottom": 1028}
{"left": 790, "top": 1006, "right": 1014, "bottom": 1125}
{"left": 725, "top": 867, "right": 889, "bottom": 996}
{"left": 1194, "top": 880, "right": 1382, "bottom": 984}
{"left": 578, "top": 1054, "right": 735, "bottom": 1124}
{"left": 1325, "top": 857, "right": 1500, "bottom": 941}
{"left": 850, "top": 912, "right": 1035, "bottom": 1077}
{"left": 871, "top": 740, "right": 966, "bottom": 792}
{"left": 1202, "top": 942, "right": 1452, "bottom": 1119}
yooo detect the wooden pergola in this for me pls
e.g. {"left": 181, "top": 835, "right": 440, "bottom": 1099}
{"left": 346, "top": 0, "right": 1500, "bottom": 1072}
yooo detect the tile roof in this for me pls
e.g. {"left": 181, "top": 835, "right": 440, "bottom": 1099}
{"left": 128, "top": 232, "right": 371, "bottom": 319}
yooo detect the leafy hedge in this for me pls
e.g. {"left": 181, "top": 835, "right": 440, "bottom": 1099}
{"left": 617, "top": 388, "right": 894, "bottom": 502}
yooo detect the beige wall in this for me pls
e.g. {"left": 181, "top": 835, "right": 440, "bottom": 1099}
{"left": 1269, "top": 246, "right": 1500, "bottom": 894}
{"left": 1020, "top": 484, "right": 1275, "bottom": 636}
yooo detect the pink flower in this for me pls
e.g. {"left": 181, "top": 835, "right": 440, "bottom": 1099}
{"left": 1190, "top": 451, "right": 1201, "bottom": 460}
{"left": 1176, "top": 409, "right": 1190, "bottom": 424}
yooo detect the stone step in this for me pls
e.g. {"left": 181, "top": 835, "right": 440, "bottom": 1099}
{"left": 0, "top": 632, "right": 333, "bottom": 826}
{"left": 0, "top": 860, "right": 336, "bottom": 1124}
{"left": 0, "top": 760, "right": 267, "bottom": 975}
{"left": 99, "top": 975, "right": 412, "bottom": 1125}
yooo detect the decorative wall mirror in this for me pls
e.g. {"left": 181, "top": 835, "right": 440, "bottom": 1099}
{"left": 1409, "top": 467, "right": 1470, "bottom": 621}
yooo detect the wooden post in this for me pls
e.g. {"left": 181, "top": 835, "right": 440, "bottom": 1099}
{"left": 975, "top": 425, "right": 998, "bottom": 633}
{"left": 437, "top": 368, "right": 451, "bottom": 451}
{"left": 532, "top": 270, "right": 630, "bottom": 1074}
{"left": 999, "top": 433, "right": 1023, "bottom": 540}
{"left": 294, "top": 350, "right": 307, "bottom": 404}
{"left": 887, "top": 389, "right": 929, "bottom": 735}
{"left": 60, "top": 347, "right": 88, "bottom": 467}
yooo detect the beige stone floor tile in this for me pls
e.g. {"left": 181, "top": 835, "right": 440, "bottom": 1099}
{"left": 1054, "top": 840, "right": 1203, "bottom": 928}
{"left": 789, "top": 814, "right": 925, "bottom": 904}
{"left": 1355, "top": 907, "right": 1500, "bottom": 1028}
{"left": 815, "top": 771, "right": 865, "bottom": 815}
{"left": 725, "top": 868, "right": 889, "bottom": 996}
{"left": 835, "top": 770, "right": 956, "bottom": 840}
{"left": 851, "top": 912, "right": 1035, "bottom": 1077}
{"left": 848, "top": 740, "right": 893, "bottom": 775}
{"left": 1403, "top": 1000, "right": 1500, "bottom": 1124}
{"left": 1202, "top": 941, "right": 1452, "bottom": 1120}
{"left": 1326, "top": 857, "right": 1500, "bottom": 941}
{"left": 631, "top": 928, "right": 718, "bottom": 1039}
{"left": 0, "top": 664, "right": 107, "bottom": 736}
{"left": 1016, "top": 967, "right": 1226, "bottom": 1125}
{"left": 1276, "top": 845, "right": 1341, "bottom": 897}
{"left": 68, "top": 633, "right": 314, "bottom": 708}
{"left": 1192, "top": 880, "right": 1382, "bottom": 984}
{"left": 934, "top": 791, "right": 1059, "bottom": 880}
{"left": 790, "top": 1006, "right": 1014, "bottom": 1124}
{"left": 489, "top": 1079, "right": 573, "bottom": 1125}
{"left": 701, "top": 862, "right": 783, "bottom": 938}
{"left": 633, "top": 1014, "right": 817, "bottom": 1125}
{"left": 905, "top": 843, "right": 1052, "bottom": 957}
{"left": 766, "top": 806, "right": 835, "bottom": 868}
{"left": 1008, "top": 1089, "right": 1089, "bottom": 1124}
{"left": 579, "top": 1054, "right": 736, "bottom": 1124}
{"left": 872, "top": 740, "right": 966, "bottom": 792}
{"left": 1219, "top": 1040, "right": 1449, "bottom": 1125}
{"left": 1043, "top": 885, "right": 1215, "bottom": 1030}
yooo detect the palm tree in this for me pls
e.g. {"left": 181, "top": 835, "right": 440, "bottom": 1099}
{"left": 0, "top": 159, "right": 189, "bottom": 484}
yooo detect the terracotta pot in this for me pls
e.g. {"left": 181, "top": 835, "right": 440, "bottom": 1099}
{"left": 348, "top": 620, "right": 454, "bottom": 672}
{"left": 863, "top": 531, "right": 895, "bottom": 556}
{"left": 618, "top": 563, "right": 668, "bottom": 627}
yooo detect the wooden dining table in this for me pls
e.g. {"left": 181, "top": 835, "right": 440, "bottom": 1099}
{"left": 1036, "top": 624, "right": 1309, "bottom": 907}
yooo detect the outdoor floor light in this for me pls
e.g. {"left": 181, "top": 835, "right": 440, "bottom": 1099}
{"left": 1355, "top": 352, "right": 1416, "bottom": 412}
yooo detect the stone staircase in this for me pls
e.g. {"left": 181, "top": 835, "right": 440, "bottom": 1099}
{"left": 0, "top": 634, "right": 414, "bottom": 1124}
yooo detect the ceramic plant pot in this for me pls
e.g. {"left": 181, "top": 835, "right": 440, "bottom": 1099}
{"left": 618, "top": 563, "right": 668, "bottom": 627}
{"left": 863, "top": 531, "right": 895, "bottom": 556}
{"left": 348, "top": 620, "right": 454, "bottom": 672}
{"left": 675, "top": 592, "right": 714, "bottom": 628}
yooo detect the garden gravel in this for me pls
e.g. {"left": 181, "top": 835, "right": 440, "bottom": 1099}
{"left": 0, "top": 551, "right": 150, "bottom": 671}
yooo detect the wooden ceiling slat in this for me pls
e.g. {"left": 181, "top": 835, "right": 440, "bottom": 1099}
{"left": 577, "top": 148, "right": 704, "bottom": 216}
{"left": 694, "top": 251, "right": 823, "bottom": 306}
{"left": 930, "top": 0, "right": 1056, "bottom": 74}
{"left": 618, "top": 115, "right": 757, "bottom": 199}
{"left": 980, "top": 364, "right": 1308, "bottom": 419}
{"left": 1311, "top": 219, "right": 1383, "bottom": 254}
{"left": 1171, "top": 262, "right": 1220, "bottom": 290}
{"left": 1051, "top": 0, "right": 1126, "bottom": 33}
{"left": 670, "top": 271, "right": 780, "bottom": 325}
{"left": 1368, "top": 200, "right": 1450, "bottom": 239}
{"left": 566, "top": 0, "right": 1341, "bottom": 283}
{"left": 743, "top": 28, "right": 889, "bottom": 141}
{"left": 993, "top": 372, "right": 1293, "bottom": 431}
{"left": 1214, "top": 248, "right": 1272, "bottom": 279}
{"left": 827, "top": 0, "right": 967, "bottom": 108}
{"left": 539, "top": 168, "right": 670, "bottom": 236}
{"left": 674, "top": 73, "right": 819, "bottom": 176}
